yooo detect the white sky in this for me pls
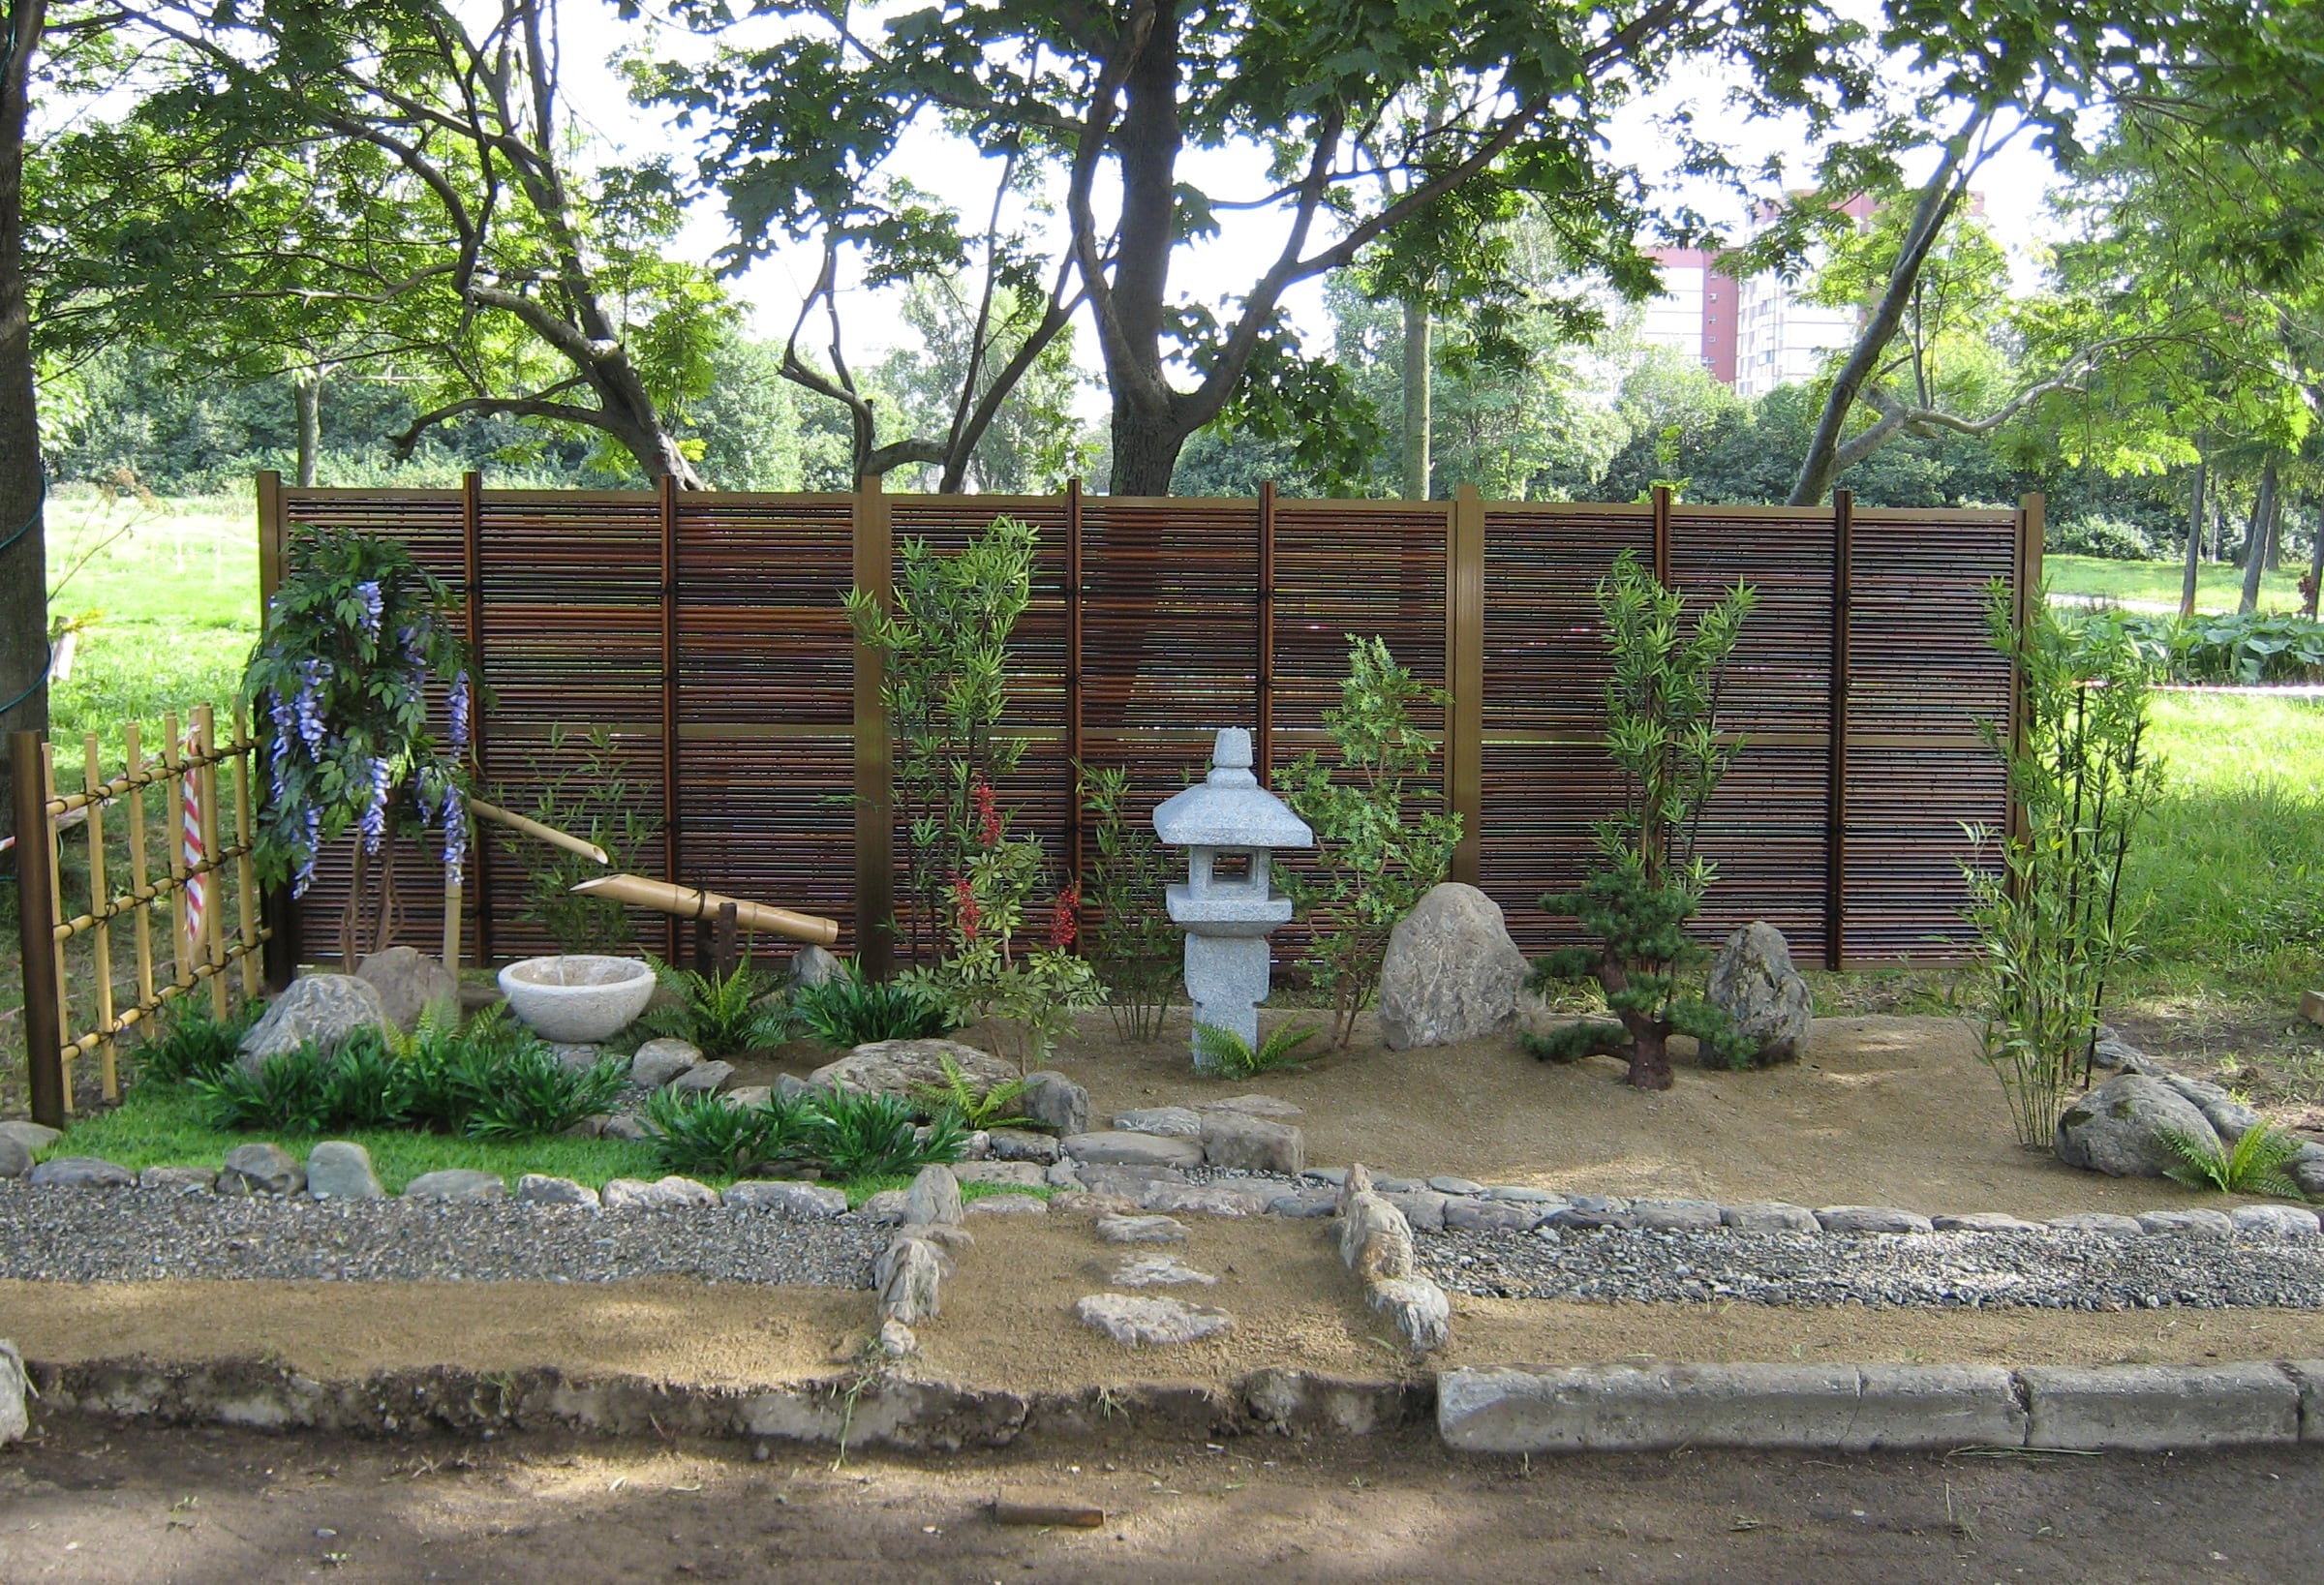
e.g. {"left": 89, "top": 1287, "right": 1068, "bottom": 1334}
{"left": 554, "top": 2, "right": 2068, "bottom": 383}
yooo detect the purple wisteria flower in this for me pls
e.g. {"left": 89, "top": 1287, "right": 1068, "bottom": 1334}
{"left": 354, "top": 580, "right": 383, "bottom": 640}
{"left": 293, "top": 807, "right": 321, "bottom": 899}
{"left": 267, "top": 692, "right": 292, "bottom": 791}
{"left": 294, "top": 660, "right": 329, "bottom": 752}
{"left": 441, "top": 781, "right": 468, "bottom": 888}
{"left": 359, "top": 755, "right": 394, "bottom": 855}
{"left": 448, "top": 671, "right": 472, "bottom": 750}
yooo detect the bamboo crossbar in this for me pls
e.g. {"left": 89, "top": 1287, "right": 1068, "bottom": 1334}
{"left": 43, "top": 733, "right": 258, "bottom": 818}
{"left": 469, "top": 796, "right": 610, "bottom": 865}
{"left": 53, "top": 932, "right": 271, "bottom": 1060}
{"left": 49, "top": 838, "right": 256, "bottom": 940}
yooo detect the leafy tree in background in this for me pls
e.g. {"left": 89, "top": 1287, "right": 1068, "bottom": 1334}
{"left": 869, "top": 278, "right": 1095, "bottom": 494}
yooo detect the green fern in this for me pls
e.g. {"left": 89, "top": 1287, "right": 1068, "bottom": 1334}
{"left": 2158, "top": 1123, "right": 2308, "bottom": 1199}
{"left": 906, "top": 1053, "right": 1030, "bottom": 1130}
{"left": 1192, "top": 1020, "right": 1318, "bottom": 1080}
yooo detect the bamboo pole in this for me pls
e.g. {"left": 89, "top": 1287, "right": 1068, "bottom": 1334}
{"left": 570, "top": 872, "right": 839, "bottom": 946}
{"left": 83, "top": 734, "right": 118, "bottom": 1101}
{"left": 468, "top": 797, "right": 609, "bottom": 864}
{"left": 43, "top": 740, "right": 71, "bottom": 1115}
{"left": 162, "top": 711, "right": 190, "bottom": 991}
{"left": 230, "top": 705, "right": 260, "bottom": 998}
{"left": 125, "top": 720, "right": 155, "bottom": 1011}
{"left": 195, "top": 706, "right": 229, "bottom": 1019}
{"left": 12, "top": 731, "right": 67, "bottom": 1129}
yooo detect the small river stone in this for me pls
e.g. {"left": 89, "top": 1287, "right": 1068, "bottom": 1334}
{"left": 1815, "top": 1205, "right": 1934, "bottom": 1234}
{"left": 668, "top": 1059, "right": 736, "bottom": 1095}
{"left": 405, "top": 1169, "right": 508, "bottom": 1202}
{"left": 1097, "top": 1213, "right": 1186, "bottom": 1244}
{"left": 2230, "top": 1204, "right": 2321, "bottom": 1238}
{"left": 2049, "top": 1212, "right": 2145, "bottom": 1235}
{"left": 602, "top": 1175, "right": 715, "bottom": 1210}
{"left": 517, "top": 1174, "right": 600, "bottom": 1208}
{"left": 1074, "top": 1293, "right": 1233, "bottom": 1346}
{"left": 138, "top": 1167, "right": 215, "bottom": 1193}
{"left": 304, "top": 1142, "right": 382, "bottom": 1201}
{"left": 1113, "top": 1254, "right": 1216, "bottom": 1287}
{"left": 1932, "top": 1211, "right": 2043, "bottom": 1233}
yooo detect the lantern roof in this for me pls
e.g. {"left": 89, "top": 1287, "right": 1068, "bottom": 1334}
{"left": 1151, "top": 728, "right": 1315, "bottom": 850}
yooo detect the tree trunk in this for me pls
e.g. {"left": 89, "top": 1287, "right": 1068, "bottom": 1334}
{"left": 0, "top": 0, "right": 50, "bottom": 849}
{"left": 1401, "top": 296, "right": 1432, "bottom": 500}
{"left": 2304, "top": 497, "right": 2322, "bottom": 619}
{"left": 294, "top": 368, "right": 321, "bottom": 487}
{"left": 2180, "top": 458, "right": 2206, "bottom": 620}
{"left": 2240, "top": 456, "right": 2278, "bottom": 615}
{"left": 1106, "top": 401, "right": 1186, "bottom": 497}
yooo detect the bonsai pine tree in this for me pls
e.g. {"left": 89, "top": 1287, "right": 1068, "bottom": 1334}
{"left": 1527, "top": 551, "right": 1757, "bottom": 1088}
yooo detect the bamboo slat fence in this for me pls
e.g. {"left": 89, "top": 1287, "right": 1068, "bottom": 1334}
{"left": 9, "top": 705, "right": 271, "bottom": 1126}
{"left": 259, "top": 473, "right": 2037, "bottom": 982}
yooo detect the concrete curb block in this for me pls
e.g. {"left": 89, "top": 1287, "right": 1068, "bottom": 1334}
{"left": 1438, "top": 1361, "right": 2316, "bottom": 1454}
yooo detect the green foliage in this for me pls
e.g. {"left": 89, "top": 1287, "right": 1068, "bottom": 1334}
{"left": 1528, "top": 552, "right": 1758, "bottom": 1087}
{"left": 843, "top": 516, "right": 1035, "bottom": 963}
{"left": 2088, "top": 609, "right": 2324, "bottom": 686}
{"left": 2158, "top": 1123, "right": 2307, "bottom": 1199}
{"left": 907, "top": 1054, "right": 1030, "bottom": 1131}
{"left": 642, "top": 959, "right": 785, "bottom": 1057}
{"left": 1521, "top": 1021, "right": 1627, "bottom": 1065}
{"left": 1191, "top": 1021, "right": 1319, "bottom": 1081}
{"left": 135, "top": 998, "right": 263, "bottom": 1085}
{"left": 790, "top": 962, "right": 953, "bottom": 1049}
{"left": 643, "top": 1087, "right": 815, "bottom": 1178}
{"left": 809, "top": 1089, "right": 967, "bottom": 1179}
{"left": 904, "top": 777, "right": 1104, "bottom": 1072}
{"left": 507, "top": 725, "right": 660, "bottom": 953}
{"left": 190, "top": 1048, "right": 336, "bottom": 1134}
{"left": 1964, "top": 586, "right": 2164, "bottom": 1148}
{"left": 240, "top": 522, "right": 474, "bottom": 965}
{"left": 2049, "top": 515, "right": 2161, "bottom": 562}
{"left": 321, "top": 1035, "right": 414, "bottom": 1130}
{"left": 1077, "top": 763, "right": 1181, "bottom": 1043}
{"left": 466, "top": 1046, "right": 628, "bottom": 1142}
{"left": 1280, "top": 637, "right": 1463, "bottom": 1048}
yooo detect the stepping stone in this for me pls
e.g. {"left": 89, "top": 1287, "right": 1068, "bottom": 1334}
{"left": 1112, "top": 1254, "right": 1216, "bottom": 1287}
{"left": 1200, "top": 1093, "right": 1303, "bottom": 1118}
{"left": 1445, "top": 1198, "right": 1544, "bottom": 1233}
{"left": 954, "top": 1161, "right": 1049, "bottom": 1188}
{"left": 1113, "top": 1106, "right": 1203, "bottom": 1138}
{"left": 1063, "top": 1131, "right": 1204, "bottom": 1169}
{"left": 1483, "top": 1185, "right": 1564, "bottom": 1204}
{"left": 1142, "top": 1183, "right": 1269, "bottom": 1217}
{"left": 1267, "top": 1191, "right": 1340, "bottom": 1219}
{"left": 138, "top": 1167, "right": 215, "bottom": 1193}
{"left": 1074, "top": 1294, "right": 1233, "bottom": 1346}
{"left": 1428, "top": 1176, "right": 1486, "bottom": 1197}
{"left": 987, "top": 1128, "right": 1061, "bottom": 1164}
{"left": 1097, "top": 1213, "right": 1186, "bottom": 1244}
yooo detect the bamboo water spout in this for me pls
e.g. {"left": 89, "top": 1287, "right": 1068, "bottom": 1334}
{"left": 570, "top": 872, "right": 840, "bottom": 946}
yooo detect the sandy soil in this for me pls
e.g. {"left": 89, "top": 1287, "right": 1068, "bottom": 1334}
{"left": 9, "top": 1417, "right": 2323, "bottom": 1585}
{"left": 741, "top": 1011, "right": 2287, "bottom": 1220}
{"left": 9, "top": 1212, "right": 2322, "bottom": 1391}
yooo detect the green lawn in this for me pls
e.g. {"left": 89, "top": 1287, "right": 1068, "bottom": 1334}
{"left": 2044, "top": 553, "right": 2309, "bottom": 615}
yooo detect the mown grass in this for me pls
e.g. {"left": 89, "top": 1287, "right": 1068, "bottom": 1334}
{"left": 2044, "top": 553, "right": 2309, "bottom": 615}
{"left": 41, "top": 1079, "right": 1052, "bottom": 1204}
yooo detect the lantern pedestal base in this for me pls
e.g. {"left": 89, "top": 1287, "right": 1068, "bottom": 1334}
{"left": 1184, "top": 932, "right": 1269, "bottom": 1070}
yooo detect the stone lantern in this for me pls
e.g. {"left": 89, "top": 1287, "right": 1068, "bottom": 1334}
{"left": 1151, "top": 727, "right": 1313, "bottom": 1069}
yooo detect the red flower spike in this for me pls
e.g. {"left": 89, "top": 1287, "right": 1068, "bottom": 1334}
{"left": 972, "top": 778, "right": 1002, "bottom": 848}
{"left": 951, "top": 872, "right": 981, "bottom": 944}
{"left": 1049, "top": 883, "right": 1081, "bottom": 952}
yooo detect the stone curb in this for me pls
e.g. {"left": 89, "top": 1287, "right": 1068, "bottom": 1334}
{"left": 1437, "top": 1360, "right": 2324, "bottom": 1454}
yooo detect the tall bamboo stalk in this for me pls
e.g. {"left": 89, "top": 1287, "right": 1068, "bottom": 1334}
{"left": 83, "top": 733, "right": 118, "bottom": 1101}
{"left": 230, "top": 705, "right": 260, "bottom": 997}
{"left": 125, "top": 720, "right": 156, "bottom": 1012}
{"left": 42, "top": 741, "right": 71, "bottom": 1114}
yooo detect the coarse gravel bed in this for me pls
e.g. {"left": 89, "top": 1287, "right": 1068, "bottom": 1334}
{"left": 0, "top": 1181, "right": 883, "bottom": 1287}
{"left": 1422, "top": 1225, "right": 2324, "bottom": 1311}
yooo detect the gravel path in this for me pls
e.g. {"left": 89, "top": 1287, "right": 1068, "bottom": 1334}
{"left": 1423, "top": 1225, "right": 2324, "bottom": 1311}
{"left": 0, "top": 1182, "right": 882, "bottom": 1287}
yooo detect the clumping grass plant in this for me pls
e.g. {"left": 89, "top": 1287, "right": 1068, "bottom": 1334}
{"left": 1963, "top": 585, "right": 2163, "bottom": 1148}
{"left": 790, "top": 961, "right": 953, "bottom": 1049}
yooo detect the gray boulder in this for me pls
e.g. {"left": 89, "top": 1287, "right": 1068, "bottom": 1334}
{"left": 855, "top": 1189, "right": 911, "bottom": 1223}
{"left": 723, "top": 1179, "right": 849, "bottom": 1216}
{"left": 667, "top": 1059, "right": 736, "bottom": 1095}
{"left": 2156, "top": 1076, "right": 2262, "bottom": 1143}
{"left": 1720, "top": 1201, "right": 1819, "bottom": 1233}
{"left": 629, "top": 1038, "right": 703, "bottom": 1088}
{"left": 2137, "top": 1207, "right": 2234, "bottom": 1237}
{"left": 1199, "top": 1111, "right": 1304, "bottom": 1176}
{"left": 403, "top": 1169, "right": 507, "bottom": 1202}
{"left": 1704, "top": 922, "right": 1813, "bottom": 1064}
{"left": 787, "top": 944, "right": 845, "bottom": 989}
{"left": 236, "top": 974, "right": 393, "bottom": 1070}
{"left": 550, "top": 1043, "right": 607, "bottom": 1074}
{"left": 216, "top": 1143, "right": 305, "bottom": 1197}
{"left": 304, "top": 1142, "right": 382, "bottom": 1201}
{"left": 0, "top": 1340, "right": 25, "bottom": 1447}
{"left": 28, "top": 1156, "right": 134, "bottom": 1188}
{"left": 2049, "top": 1211, "right": 2146, "bottom": 1235}
{"left": 964, "top": 1193, "right": 1049, "bottom": 1217}
{"left": 0, "top": 1120, "right": 59, "bottom": 1156}
{"left": 601, "top": 1175, "right": 716, "bottom": 1210}
{"left": 1113, "top": 1106, "right": 1204, "bottom": 1138}
{"left": 1376, "top": 882, "right": 1528, "bottom": 1051}
{"left": 2056, "top": 1073, "right": 2222, "bottom": 1177}
{"left": 987, "top": 1127, "right": 1061, "bottom": 1164}
{"left": 1021, "top": 1070, "right": 1089, "bottom": 1136}
{"left": 0, "top": 1133, "right": 28, "bottom": 1179}
{"left": 1063, "top": 1131, "right": 1205, "bottom": 1170}
{"left": 1632, "top": 1199, "right": 1724, "bottom": 1232}
{"left": 2230, "top": 1204, "right": 2320, "bottom": 1238}
{"left": 354, "top": 946, "right": 459, "bottom": 1033}
{"left": 810, "top": 1038, "right": 1016, "bottom": 1099}
{"left": 1445, "top": 1198, "right": 1545, "bottom": 1233}
{"left": 2291, "top": 1143, "right": 2324, "bottom": 1200}
{"left": 905, "top": 1164, "right": 963, "bottom": 1227}
{"left": 1815, "top": 1204, "right": 1935, "bottom": 1234}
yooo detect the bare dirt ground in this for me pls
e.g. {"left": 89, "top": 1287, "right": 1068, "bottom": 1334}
{"left": 3, "top": 1414, "right": 2319, "bottom": 1584}
{"left": 743, "top": 1012, "right": 2298, "bottom": 1220}
{"left": 9, "top": 1211, "right": 2324, "bottom": 1392}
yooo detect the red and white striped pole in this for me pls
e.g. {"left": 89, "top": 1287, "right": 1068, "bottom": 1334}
{"left": 179, "top": 738, "right": 205, "bottom": 974}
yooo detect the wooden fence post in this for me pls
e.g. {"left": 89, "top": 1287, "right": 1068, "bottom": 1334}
{"left": 11, "top": 730, "right": 65, "bottom": 1127}
{"left": 1651, "top": 483, "right": 1673, "bottom": 585}
{"left": 255, "top": 471, "right": 298, "bottom": 987}
{"left": 1064, "top": 479, "right": 1086, "bottom": 874}
{"left": 853, "top": 474, "right": 896, "bottom": 978}
{"left": 2008, "top": 493, "right": 2045, "bottom": 858}
{"left": 657, "top": 472, "right": 683, "bottom": 961}
{"left": 1825, "top": 488, "right": 1853, "bottom": 971}
{"left": 462, "top": 471, "right": 494, "bottom": 970}
{"left": 1256, "top": 482, "right": 1276, "bottom": 787}
{"left": 1447, "top": 484, "right": 1485, "bottom": 886}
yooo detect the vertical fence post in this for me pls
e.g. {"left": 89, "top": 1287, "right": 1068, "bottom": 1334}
{"left": 125, "top": 721, "right": 155, "bottom": 1011}
{"left": 195, "top": 705, "right": 228, "bottom": 1019}
{"left": 81, "top": 733, "right": 116, "bottom": 1099}
{"left": 462, "top": 471, "right": 494, "bottom": 970}
{"left": 1651, "top": 484, "right": 1673, "bottom": 585}
{"left": 1064, "top": 478, "right": 1086, "bottom": 875}
{"left": 2008, "top": 494, "right": 2044, "bottom": 858}
{"left": 853, "top": 474, "right": 896, "bottom": 978}
{"left": 657, "top": 473, "right": 683, "bottom": 962}
{"left": 229, "top": 705, "right": 261, "bottom": 998}
{"left": 1256, "top": 481, "right": 1276, "bottom": 786}
{"left": 1448, "top": 484, "right": 1486, "bottom": 886}
{"left": 1825, "top": 489, "right": 1853, "bottom": 971}
{"left": 12, "top": 730, "right": 65, "bottom": 1128}
{"left": 255, "top": 471, "right": 298, "bottom": 987}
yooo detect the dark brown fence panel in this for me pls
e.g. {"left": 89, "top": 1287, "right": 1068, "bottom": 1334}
{"left": 268, "top": 478, "right": 2025, "bottom": 972}
{"left": 1840, "top": 508, "right": 2017, "bottom": 961}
